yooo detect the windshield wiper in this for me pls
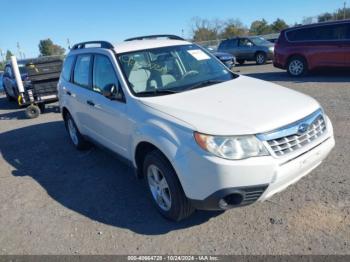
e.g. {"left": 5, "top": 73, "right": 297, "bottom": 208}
{"left": 136, "top": 89, "right": 178, "bottom": 96}
{"left": 184, "top": 79, "right": 227, "bottom": 91}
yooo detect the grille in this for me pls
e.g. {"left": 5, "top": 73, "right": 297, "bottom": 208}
{"left": 267, "top": 114, "right": 326, "bottom": 156}
{"left": 241, "top": 185, "right": 268, "bottom": 205}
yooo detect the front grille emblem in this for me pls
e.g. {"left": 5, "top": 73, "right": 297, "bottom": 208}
{"left": 297, "top": 123, "right": 309, "bottom": 135}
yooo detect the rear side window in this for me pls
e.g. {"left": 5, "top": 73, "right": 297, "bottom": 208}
{"left": 228, "top": 39, "right": 238, "bottom": 47}
{"left": 61, "top": 56, "right": 75, "bottom": 81}
{"left": 219, "top": 39, "right": 238, "bottom": 49}
{"left": 92, "top": 55, "right": 119, "bottom": 93}
{"left": 218, "top": 40, "right": 229, "bottom": 49}
{"left": 287, "top": 23, "right": 350, "bottom": 41}
{"left": 73, "top": 55, "right": 91, "bottom": 88}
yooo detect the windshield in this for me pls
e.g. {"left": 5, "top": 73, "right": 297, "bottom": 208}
{"left": 117, "top": 44, "right": 238, "bottom": 96}
{"left": 249, "top": 37, "right": 271, "bottom": 46}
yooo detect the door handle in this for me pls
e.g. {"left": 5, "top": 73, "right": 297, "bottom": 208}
{"left": 86, "top": 100, "right": 95, "bottom": 106}
{"left": 66, "top": 91, "right": 72, "bottom": 96}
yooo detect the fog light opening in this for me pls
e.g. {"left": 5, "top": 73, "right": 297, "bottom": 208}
{"left": 223, "top": 193, "right": 244, "bottom": 206}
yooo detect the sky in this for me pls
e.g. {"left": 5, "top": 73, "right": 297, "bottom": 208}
{"left": 0, "top": 0, "right": 347, "bottom": 58}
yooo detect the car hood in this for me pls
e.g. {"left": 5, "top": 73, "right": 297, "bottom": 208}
{"left": 213, "top": 51, "right": 234, "bottom": 58}
{"left": 139, "top": 75, "right": 320, "bottom": 135}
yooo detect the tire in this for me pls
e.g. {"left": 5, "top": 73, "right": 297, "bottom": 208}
{"left": 287, "top": 56, "right": 308, "bottom": 77}
{"left": 255, "top": 52, "right": 267, "bottom": 65}
{"left": 237, "top": 59, "right": 245, "bottom": 65}
{"left": 143, "top": 150, "right": 194, "bottom": 221}
{"left": 64, "top": 112, "right": 90, "bottom": 150}
{"left": 25, "top": 104, "right": 40, "bottom": 119}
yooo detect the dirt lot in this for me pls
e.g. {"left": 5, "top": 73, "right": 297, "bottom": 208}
{"left": 0, "top": 63, "right": 349, "bottom": 255}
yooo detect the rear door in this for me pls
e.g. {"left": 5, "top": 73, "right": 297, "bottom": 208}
{"left": 344, "top": 22, "right": 350, "bottom": 66}
{"left": 69, "top": 54, "right": 97, "bottom": 136}
{"left": 222, "top": 39, "right": 239, "bottom": 57}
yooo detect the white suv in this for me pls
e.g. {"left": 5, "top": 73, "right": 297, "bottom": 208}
{"left": 58, "top": 35, "right": 335, "bottom": 221}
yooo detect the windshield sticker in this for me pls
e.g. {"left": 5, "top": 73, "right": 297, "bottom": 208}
{"left": 187, "top": 49, "right": 210, "bottom": 60}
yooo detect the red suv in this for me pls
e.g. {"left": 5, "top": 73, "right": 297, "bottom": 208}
{"left": 274, "top": 20, "right": 350, "bottom": 76}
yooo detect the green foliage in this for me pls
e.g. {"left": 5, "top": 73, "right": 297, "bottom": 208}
{"left": 270, "top": 18, "right": 289, "bottom": 32}
{"left": 38, "top": 38, "right": 65, "bottom": 57}
{"left": 317, "top": 7, "right": 350, "bottom": 22}
{"left": 191, "top": 17, "right": 288, "bottom": 41}
{"left": 250, "top": 19, "right": 271, "bottom": 35}
{"left": 221, "top": 19, "right": 248, "bottom": 38}
{"left": 318, "top": 12, "right": 333, "bottom": 22}
{"left": 191, "top": 17, "right": 223, "bottom": 41}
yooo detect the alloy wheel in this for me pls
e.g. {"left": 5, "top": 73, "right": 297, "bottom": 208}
{"left": 67, "top": 118, "right": 79, "bottom": 146}
{"left": 147, "top": 164, "right": 172, "bottom": 211}
{"left": 289, "top": 60, "right": 304, "bottom": 76}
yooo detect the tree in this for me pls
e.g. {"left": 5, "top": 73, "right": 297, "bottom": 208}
{"left": 318, "top": 12, "right": 333, "bottom": 22}
{"left": 270, "top": 18, "right": 289, "bottom": 33}
{"left": 38, "top": 38, "right": 65, "bottom": 56}
{"left": 221, "top": 19, "right": 248, "bottom": 38}
{"left": 191, "top": 17, "right": 223, "bottom": 41}
{"left": 333, "top": 7, "right": 350, "bottom": 20}
{"left": 301, "top": 16, "right": 316, "bottom": 25}
{"left": 249, "top": 19, "right": 271, "bottom": 35}
{"left": 6, "top": 50, "right": 13, "bottom": 60}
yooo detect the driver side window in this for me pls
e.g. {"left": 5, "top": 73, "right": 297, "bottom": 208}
{"left": 239, "top": 38, "right": 253, "bottom": 47}
{"left": 93, "top": 55, "right": 120, "bottom": 94}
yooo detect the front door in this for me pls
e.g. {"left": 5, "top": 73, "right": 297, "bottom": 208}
{"left": 86, "top": 54, "right": 130, "bottom": 157}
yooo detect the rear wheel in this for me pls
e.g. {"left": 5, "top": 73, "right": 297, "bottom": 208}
{"left": 287, "top": 56, "right": 308, "bottom": 76}
{"left": 64, "top": 113, "right": 90, "bottom": 150}
{"left": 25, "top": 104, "right": 40, "bottom": 119}
{"left": 255, "top": 52, "right": 267, "bottom": 65}
{"left": 144, "top": 150, "right": 194, "bottom": 221}
{"left": 237, "top": 59, "right": 245, "bottom": 65}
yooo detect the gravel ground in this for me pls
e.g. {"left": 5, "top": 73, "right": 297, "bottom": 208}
{"left": 0, "top": 63, "right": 349, "bottom": 255}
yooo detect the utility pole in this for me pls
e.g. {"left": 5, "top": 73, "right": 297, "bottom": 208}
{"left": 17, "top": 42, "right": 25, "bottom": 59}
{"left": 67, "top": 38, "right": 71, "bottom": 50}
{"left": 344, "top": 2, "right": 347, "bottom": 20}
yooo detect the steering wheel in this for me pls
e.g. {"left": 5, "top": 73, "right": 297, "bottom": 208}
{"left": 182, "top": 70, "right": 199, "bottom": 79}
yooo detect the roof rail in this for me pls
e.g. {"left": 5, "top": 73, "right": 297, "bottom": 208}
{"left": 71, "top": 41, "right": 114, "bottom": 50}
{"left": 124, "top": 34, "right": 185, "bottom": 41}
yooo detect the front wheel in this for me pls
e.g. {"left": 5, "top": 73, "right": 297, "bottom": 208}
{"left": 25, "top": 104, "right": 40, "bottom": 119}
{"left": 144, "top": 150, "right": 194, "bottom": 221}
{"left": 255, "top": 52, "right": 266, "bottom": 65}
{"left": 237, "top": 59, "right": 245, "bottom": 65}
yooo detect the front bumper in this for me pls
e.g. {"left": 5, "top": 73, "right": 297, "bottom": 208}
{"left": 174, "top": 119, "right": 335, "bottom": 210}
{"left": 221, "top": 59, "right": 236, "bottom": 69}
{"left": 267, "top": 51, "right": 274, "bottom": 60}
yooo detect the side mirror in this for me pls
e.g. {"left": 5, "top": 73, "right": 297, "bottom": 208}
{"left": 102, "top": 83, "right": 124, "bottom": 101}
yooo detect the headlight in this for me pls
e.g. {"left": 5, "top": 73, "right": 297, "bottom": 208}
{"left": 269, "top": 46, "right": 274, "bottom": 52}
{"left": 194, "top": 132, "right": 269, "bottom": 160}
